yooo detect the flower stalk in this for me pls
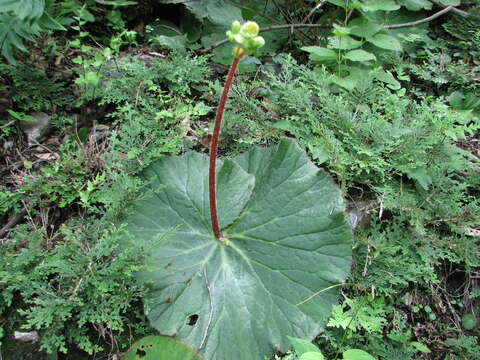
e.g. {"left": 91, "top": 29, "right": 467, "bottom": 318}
{"left": 209, "top": 54, "right": 241, "bottom": 240}
{"left": 208, "top": 21, "right": 264, "bottom": 240}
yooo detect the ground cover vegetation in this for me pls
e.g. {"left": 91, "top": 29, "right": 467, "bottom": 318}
{"left": 0, "top": 0, "right": 479, "bottom": 359}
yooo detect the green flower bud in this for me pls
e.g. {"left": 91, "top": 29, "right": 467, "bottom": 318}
{"left": 226, "top": 20, "right": 265, "bottom": 57}
{"left": 241, "top": 21, "right": 259, "bottom": 37}
{"left": 234, "top": 34, "right": 244, "bottom": 44}
{"left": 253, "top": 36, "right": 265, "bottom": 48}
{"left": 231, "top": 20, "right": 241, "bottom": 34}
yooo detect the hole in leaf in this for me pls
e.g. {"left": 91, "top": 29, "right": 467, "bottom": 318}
{"left": 187, "top": 314, "right": 199, "bottom": 326}
{"left": 136, "top": 348, "right": 147, "bottom": 357}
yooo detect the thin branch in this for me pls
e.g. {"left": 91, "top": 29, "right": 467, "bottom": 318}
{"left": 199, "top": 6, "right": 470, "bottom": 54}
{"left": 0, "top": 120, "right": 15, "bottom": 129}
{"left": 385, "top": 6, "right": 454, "bottom": 29}
{"left": 450, "top": 6, "right": 469, "bottom": 17}
{"left": 303, "top": 0, "right": 328, "bottom": 24}
{"left": 0, "top": 209, "right": 27, "bottom": 239}
{"left": 199, "top": 24, "right": 330, "bottom": 54}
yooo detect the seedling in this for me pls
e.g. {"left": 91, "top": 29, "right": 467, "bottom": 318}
{"left": 120, "top": 21, "right": 352, "bottom": 360}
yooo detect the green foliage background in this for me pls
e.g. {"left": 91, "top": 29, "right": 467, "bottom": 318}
{"left": 0, "top": 0, "right": 479, "bottom": 359}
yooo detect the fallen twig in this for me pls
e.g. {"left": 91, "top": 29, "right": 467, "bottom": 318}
{"left": 0, "top": 209, "right": 27, "bottom": 239}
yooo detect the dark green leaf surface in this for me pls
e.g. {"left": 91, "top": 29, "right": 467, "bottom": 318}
{"left": 289, "top": 336, "right": 322, "bottom": 357}
{"left": 123, "top": 335, "right": 203, "bottom": 360}
{"left": 121, "top": 139, "right": 352, "bottom": 360}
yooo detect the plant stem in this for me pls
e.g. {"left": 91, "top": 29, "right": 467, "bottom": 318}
{"left": 209, "top": 55, "right": 241, "bottom": 240}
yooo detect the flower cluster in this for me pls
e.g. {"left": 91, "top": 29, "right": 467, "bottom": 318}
{"left": 226, "top": 20, "right": 265, "bottom": 56}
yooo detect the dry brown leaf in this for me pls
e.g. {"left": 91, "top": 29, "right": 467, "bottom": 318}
{"left": 34, "top": 153, "right": 57, "bottom": 160}
{"left": 465, "top": 227, "right": 480, "bottom": 237}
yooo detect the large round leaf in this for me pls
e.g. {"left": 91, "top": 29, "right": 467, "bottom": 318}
{"left": 123, "top": 335, "right": 203, "bottom": 360}
{"left": 120, "top": 139, "right": 352, "bottom": 360}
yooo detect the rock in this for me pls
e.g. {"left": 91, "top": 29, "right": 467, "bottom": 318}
{"left": 346, "top": 200, "right": 375, "bottom": 229}
{"left": 20, "top": 112, "right": 52, "bottom": 146}
{"left": 3, "top": 140, "right": 13, "bottom": 151}
{"left": 14, "top": 331, "right": 39, "bottom": 343}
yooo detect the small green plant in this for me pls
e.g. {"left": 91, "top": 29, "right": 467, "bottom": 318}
{"left": 68, "top": 2, "right": 137, "bottom": 103}
{"left": 118, "top": 21, "right": 352, "bottom": 360}
{"left": 0, "top": 219, "right": 151, "bottom": 355}
{"left": 300, "top": 5, "right": 403, "bottom": 90}
{"left": 289, "top": 336, "right": 375, "bottom": 360}
{"left": 0, "top": 63, "right": 69, "bottom": 112}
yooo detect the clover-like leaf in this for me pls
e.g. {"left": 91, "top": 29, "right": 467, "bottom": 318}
{"left": 120, "top": 139, "right": 352, "bottom": 360}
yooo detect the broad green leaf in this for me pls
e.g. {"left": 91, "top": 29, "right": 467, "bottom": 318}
{"left": 123, "top": 335, "right": 203, "bottom": 360}
{"left": 301, "top": 46, "right": 337, "bottom": 62}
{"left": 343, "top": 349, "right": 376, "bottom": 360}
{"left": 288, "top": 336, "right": 321, "bottom": 357}
{"left": 300, "top": 352, "right": 325, "bottom": 360}
{"left": 362, "top": 0, "right": 400, "bottom": 11}
{"left": 434, "top": 0, "right": 460, "bottom": 5}
{"left": 95, "top": 0, "right": 137, "bottom": 5}
{"left": 344, "top": 49, "right": 376, "bottom": 62}
{"left": 121, "top": 139, "right": 352, "bottom": 360}
{"left": 0, "top": 13, "right": 40, "bottom": 63}
{"left": 206, "top": 1, "right": 243, "bottom": 26}
{"left": 373, "top": 69, "right": 401, "bottom": 90}
{"left": 38, "top": 11, "right": 66, "bottom": 31}
{"left": 333, "top": 24, "right": 351, "bottom": 37}
{"left": 327, "top": 0, "right": 363, "bottom": 9}
{"left": 332, "top": 67, "right": 365, "bottom": 91}
{"left": 80, "top": 72, "right": 101, "bottom": 86}
{"left": 367, "top": 34, "right": 402, "bottom": 51}
{"left": 399, "top": 0, "right": 433, "bottom": 10}
{"left": 77, "top": 7, "right": 95, "bottom": 22}
{"left": 461, "top": 93, "right": 480, "bottom": 110}
{"left": 410, "top": 341, "right": 432, "bottom": 353}
{"left": 272, "top": 119, "right": 296, "bottom": 132}
{"left": 152, "top": 34, "right": 187, "bottom": 53}
{"left": 448, "top": 91, "right": 464, "bottom": 107}
{"left": 348, "top": 17, "right": 383, "bottom": 38}
{"left": 0, "top": 0, "right": 45, "bottom": 20}
{"left": 460, "top": 314, "right": 477, "bottom": 330}
{"left": 332, "top": 76, "right": 358, "bottom": 91}
{"left": 6, "top": 109, "right": 36, "bottom": 122}
{"left": 145, "top": 19, "right": 187, "bottom": 52}
{"left": 328, "top": 36, "right": 363, "bottom": 50}
{"left": 146, "top": 19, "right": 182, "bottom": 38}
